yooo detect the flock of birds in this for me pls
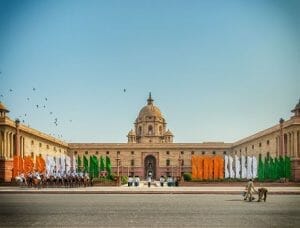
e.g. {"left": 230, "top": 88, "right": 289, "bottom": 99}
{"left": 0, "top": 71, "right": 72, "bottom": 140}
{"left": 0, "top": 70, "right": 127, "bottom": 141}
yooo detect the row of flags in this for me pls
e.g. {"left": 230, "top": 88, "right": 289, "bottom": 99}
{"left": 13, "top": 154, "right": 292, "bottom": 181}
{"left": 77, "top": 155, "right": 112, "bottom": 178}
{"left": 258, "top": 155, "right": 291, "bottom": 181}
{"left": 224, "top": 155, "right": 258, "bottom": 179}
{"left": 191, "top": 156, "right": 224, "bottom": 180}
{"left": 13, "top": 155, "right": 45, "bottom": 177}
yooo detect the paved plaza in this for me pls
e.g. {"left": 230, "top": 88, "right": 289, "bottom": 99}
{"left": 0, "top": 193, "right": 299, "bottom": 227}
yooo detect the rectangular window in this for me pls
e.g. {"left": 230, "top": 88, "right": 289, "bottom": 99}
{"left": 131, "top": 159, "right": 134, "bottom": 166}
{"left": 166, "top": 159, "right": 170, "bottom": 166}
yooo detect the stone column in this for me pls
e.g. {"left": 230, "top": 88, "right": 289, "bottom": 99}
{"left": 3, "top": 132, "right": 7, "bottom": 159}
{"left": 15, "top": 119, "right": 20, "bottom": 157}
{"left": 10, "top": 133, "right": 13, "bottom": 158}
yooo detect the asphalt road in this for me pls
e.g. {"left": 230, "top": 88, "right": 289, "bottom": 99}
{"left": 0, "top": 194, "right": 299, "bottom": 227}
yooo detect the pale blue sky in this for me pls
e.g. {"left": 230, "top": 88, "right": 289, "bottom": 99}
{"left": 0, "top": 0, "right": 299, "bottom": 143}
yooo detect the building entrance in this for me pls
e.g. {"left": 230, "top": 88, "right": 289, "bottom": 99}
{"left": 144, "top": 155, "right": 156, "bottom": 180}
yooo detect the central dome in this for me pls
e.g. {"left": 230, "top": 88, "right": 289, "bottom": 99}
{"left": 138, "top": 93, "right": 163, "bottom": 119}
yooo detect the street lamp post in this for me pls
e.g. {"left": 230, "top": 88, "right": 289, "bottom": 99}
{"left": 279, "top": 118, "right": 284, "bottom": 156}
{"left": 116, "top": 155, "right": 121, "bottom": 185}
{"left": 178, "top": 156, "right": 182, "bottom": 180}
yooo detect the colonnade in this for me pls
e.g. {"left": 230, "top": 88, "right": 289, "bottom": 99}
{"left": 276, "top": 130, "right": 300, "bottom": 158}
{"left": 0, "top": 130, "right": 25, "bottom": 159}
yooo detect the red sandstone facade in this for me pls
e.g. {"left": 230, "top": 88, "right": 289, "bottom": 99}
{"left": 1, "top": 95, "right": 300, "bottom": 182}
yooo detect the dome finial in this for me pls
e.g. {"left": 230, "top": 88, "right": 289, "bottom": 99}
{"left": 147, "top": 92, "right": 154, "bottom": 105}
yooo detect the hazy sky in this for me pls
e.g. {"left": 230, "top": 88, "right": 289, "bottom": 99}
{"left": 0, "top": 0, "right": 299, "bottom": 143}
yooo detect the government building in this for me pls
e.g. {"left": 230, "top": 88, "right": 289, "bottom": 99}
{"left": 0, "top": 94, "right": 300, "bottom": 182}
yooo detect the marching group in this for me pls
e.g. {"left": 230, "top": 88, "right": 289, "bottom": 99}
{"left": 15, "top": 170, "right": 92, "bottom": 188}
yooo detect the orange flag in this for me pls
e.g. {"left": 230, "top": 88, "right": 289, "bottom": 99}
{"left": 203, "top": 156, "right": 209, "bottom": 180}
{"left": 191, "top": 156, "right": 198, "bottom": 179}
{"left": 23, "top": 156, "right": 34, "bottom": 175}
{"left": 197, "top": 156, "right": 203, "bottom": 180}
{"left": 208, "top": 156, "right": 213, "bottom": 180}
{"left": 219, "top": 156, "right": 224, "bottom": 180}
{"left": 36, "top": 156, "right": 46, "bottom": 173}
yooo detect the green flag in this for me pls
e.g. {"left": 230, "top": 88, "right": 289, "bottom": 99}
{"left": 77, "top": 155, "right": 82, "bottom": 172}
{"left": 264, "top": 156, "right": 270, "bottom": 180}
{"left": 274, "top": 157, "right": 279, "bottom": 180}
{"left": 269, "top": 157, "right": 275, "bottom": 181}
{"left": 83, "top": 155, "right": 89, "bottom": 173}
{"left": 284, "top": 156, "right": 291, "bottom": 180}
{"left": 106, "top": 156, "right": 112, "bottom": 177}
{"left": 279, "top": 156, "right": 285, "bottom": 178}
{"left": 89, "top": 156, "right": 94, "bottom": 178}
{"left": 100, "top": 156, "right": 105, "bottom": 172}
{"left": 93, "top": 155, "right": 99, "bottom": 178}
{"left": 258, "top": 154, "right": 264, "bottom": 181}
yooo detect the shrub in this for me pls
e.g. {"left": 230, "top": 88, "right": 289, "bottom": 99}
{"left": 183, "top": 173, "right": 192, "bottom": 181}
{"left": 121, "top": 176, "right": 128, "bottom": 185}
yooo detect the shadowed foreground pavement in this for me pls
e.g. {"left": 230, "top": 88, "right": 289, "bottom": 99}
{"left": 0, "top": 194, "right": 299, "bottom": 227}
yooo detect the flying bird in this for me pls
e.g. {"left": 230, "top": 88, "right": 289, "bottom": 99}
{"left": 123, "top": 89, "right": 126, "bottom": 92}
{"left": 24, "top": 113, "right": 27, "bottom": 116}
{"left": 36, "top": 105, "right": 39, "bottom": 108}
{"left": 33, "top": 88, "right": 36, "bottom": 91}
{"left": 0, "top": 94, "right": 3, "bottom": 97}
{"left": 9, "top": 89, "right": 12, "bottom": 92}
{"left": 45, "top": 97, "right": 48, "bottom": 101}
{"left": 43, "top": 105, "right": 46, "bottom": 108}
{"left": 50, "top": 112, "right": 53, "bottom": 115}
{"left": 26, "top": 98, "right": 30, "bottom": 101}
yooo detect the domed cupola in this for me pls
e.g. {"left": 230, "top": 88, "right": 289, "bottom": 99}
{"left": 291, "top": 99, "right": 300, "bottom": 117}
{"left": 0, "top": 101, "right": 9, "bottom": 119}
{"left": 127, "top": 129, "right": 136, "bottom": 143}
{"left": 127, "top": 93, "right": 174, "bottom": 144}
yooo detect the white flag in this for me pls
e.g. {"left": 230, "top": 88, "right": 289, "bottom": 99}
{"left": 224, "top": 155, "right": 229, "bottom": 178}
{"left": 229, "top": 155, "right": 235, "bottom": 178}
{"left": 235, "top": 155, "right": 240, "bottom": 179}
{"left": 65, "top": 156, "right": 71, "bottom": 174}
{"left": 252, "top": 156, "right": 258, "bottom": 178}
{"left": 241, "top": 156, "right": 247, "bottom": 179}
{"left": 246, "top": 156, "right": 253, "bottom": 179}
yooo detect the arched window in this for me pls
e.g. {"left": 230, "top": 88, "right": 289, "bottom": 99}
{"left": 138, "top": 126, "right": 142, "bottom": 135}
{"left": 159, "top": 126, "right": 162, "bottom": 135}
{"left": 148, "top": 125, "right": 153, "bottom": 135}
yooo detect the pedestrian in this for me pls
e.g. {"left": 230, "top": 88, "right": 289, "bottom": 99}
{"left": 135, "top": 176, "right": 140, "bottom": 187}
{"left": 160, "top": 176, "right": 165, "bottom": 187}
{"left": 147, "top": 176, "right": 151, "bottom": 187}
{"left": 244, "top": 179, "right": 257, "bottom": 201}
{"left": 128, "top": 176, "right": 133, "bottom": 187}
